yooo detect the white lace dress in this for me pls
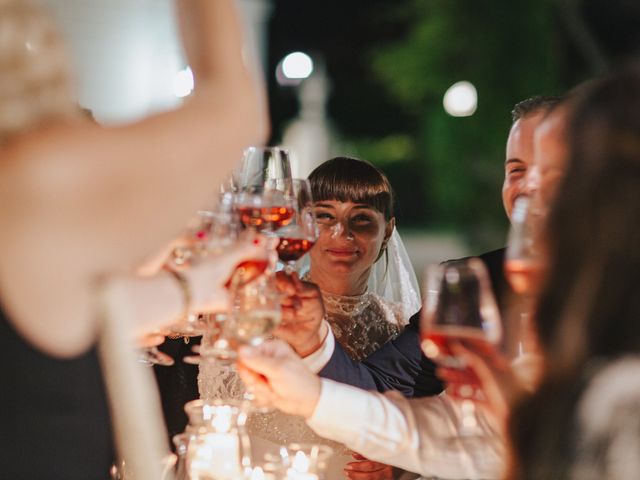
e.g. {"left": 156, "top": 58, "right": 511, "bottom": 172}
{"left": 198, "top": 289, "right": 407, "bottom": 467}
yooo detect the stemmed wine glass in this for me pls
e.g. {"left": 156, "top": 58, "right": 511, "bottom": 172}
{"left": 227, "top": 274, "right": 282, "bottom": 349}
{"left": 420, "top": 259, "right": 502, "bottom": 435}
{"left": 275, "top": 179, "right": 318, "bottom": 274}
{"left": 183, "top": 147, "right": 292, "bottom": 366}
{"left": 233, "top": 147, "right": 294, "bottom": 234}
{"left": 233, "top": 146, "right": 292, "bottom": 193}
{"left": 504, "top": 196, "right": 544, "bottom": 297}
{"left": 504, "top": 195, "right": 545, "bottom": 383}
{"left": 168, "top": 208, "right": 242, "bottom": 339}
{"left": 139, "top": 207, "right": 242, "bottom": 367}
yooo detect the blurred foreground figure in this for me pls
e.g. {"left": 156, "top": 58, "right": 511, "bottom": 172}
{"left": 0, "top": 0, "right": 267, "bottom": 478}
{"left": 504, "top": 64, "right": 640, "bottom": 480}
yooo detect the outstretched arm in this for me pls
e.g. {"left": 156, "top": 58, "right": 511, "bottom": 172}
{"left": 238, "top": 340, "right": 504, "bottom": 479}
{"left": 0, "top": 0, "right": 268, "bottom": 356}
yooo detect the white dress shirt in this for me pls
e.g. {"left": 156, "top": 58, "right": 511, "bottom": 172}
{"left": 302, "top": 323, "right": 506, "bottom": 479}
{"left": 304, "top": 378, "right": 504, "bottom": 479}
{"left": 301, "top": 320, "right": 336, "bottom": 373}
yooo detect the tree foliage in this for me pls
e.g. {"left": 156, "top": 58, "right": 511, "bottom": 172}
{"left": 368, "top": 0, "right": 565, "bottom": 248}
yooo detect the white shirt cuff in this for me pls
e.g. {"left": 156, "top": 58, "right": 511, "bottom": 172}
{"left": 308, "top": 378, "right": 371, "bottom": 437}
{"left": 301, "top": 321, "right": 334, "bottom": 373}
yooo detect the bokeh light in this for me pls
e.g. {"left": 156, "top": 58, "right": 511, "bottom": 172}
{"left": 443, "top": 81, "right": 477, "bottom": 117}
{"left": 276, "top": 52, "right": 314, "bottom": 86}
{"left": 282, "top": 52, "right": 314, "bottom": 79}
{"left": 174, "top": 66, "right": 194, "bottom": 98}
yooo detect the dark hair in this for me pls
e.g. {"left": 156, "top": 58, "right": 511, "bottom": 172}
{"left": 308, "top": 156, "right": 394, "bottom": 221}
{"left": 507, "top": 65, "right": 640, "bottom": 479}
{"left": 511, "top": 95, "right": 564, "bottom": 123}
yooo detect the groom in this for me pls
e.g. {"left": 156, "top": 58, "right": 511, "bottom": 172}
{"left": 275, "top": 95, "right": 565, "bottom": 397}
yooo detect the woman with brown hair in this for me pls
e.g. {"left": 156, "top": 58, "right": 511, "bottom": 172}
{"left": 504, "top": 64, "right": 640, "bottom": 480}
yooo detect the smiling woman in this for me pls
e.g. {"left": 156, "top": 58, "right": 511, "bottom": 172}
{"left": 251, "top": 157, "right": 422, "bottom": 477}
{"left": 305, "top": 156, "right": 420, "bottom": 360}
{"left": 197, "top": 157, "right": 421, "bottom": 476}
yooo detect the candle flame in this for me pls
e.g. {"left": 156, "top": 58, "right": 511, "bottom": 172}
{"left": 292, "top": 451, "right": 310, "bottom": 473}
{"left": 250, "top": 466, "right": 265, "bottom": 480}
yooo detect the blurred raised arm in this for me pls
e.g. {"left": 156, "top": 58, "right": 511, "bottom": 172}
{"left": 0, "top": 0, "right": 268, "bottom": 356}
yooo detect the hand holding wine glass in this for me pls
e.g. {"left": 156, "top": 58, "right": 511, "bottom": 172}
{"left": 271, "top": 271, "right": 327, "bottom": 357}
{"left": 134, "top": 235, "right": 271, "bottom": 366}
{"left": 421, "top": 259, "right": 502, "bottom": 434}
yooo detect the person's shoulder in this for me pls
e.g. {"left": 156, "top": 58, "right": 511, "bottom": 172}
{"left": 573, "top": 356, "right": 640, "bottom": 477}
{"left": 578, "top": 356, "right": 640, "bottom": 430}
{"left": 367, "top": 293, "right": 407, "bottom": 327}
{"left": 477, "top": 247, "right": 506, "bottom": 264}
{"left": 444, "top": 247, "right": 506, "bottom": 273}
{"left": 445, "top": 247, "right": 505, "bottom": 263}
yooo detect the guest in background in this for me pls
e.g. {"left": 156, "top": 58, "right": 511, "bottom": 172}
{"left": 474, "top": 95, "right": 563, "bottom": 315}
{"left": 0, "top": 0, "right": 266, "bottom": 478}
{"left": 502, "top": 65, "right": 640, "bottom": 480}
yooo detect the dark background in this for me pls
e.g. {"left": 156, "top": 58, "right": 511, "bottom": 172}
{"left": 265, "top": 0, "right": 640, "bottom": 251}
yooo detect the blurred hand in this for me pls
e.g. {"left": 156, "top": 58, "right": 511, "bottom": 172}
{"left": 136, "top": 235, "right": 193, "bottom": 276}
{"left": 237, "top": 339, "right": 321, "bottom": 418}
{"left": 186, "top": 236, "right": 271, "bottom": 313}
{"left": 272, "top": 271, "right": 326, "bottom": 357}
{"left": 443, "top": 341, "right": 525, "bottom": 429}
{"left": 345, "top": 453, "right": 394, "bottom": 480}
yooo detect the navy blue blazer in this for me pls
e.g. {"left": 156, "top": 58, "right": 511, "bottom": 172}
{"left": 319, "top": 247, "right": 509, "bottom": 398}
{"left": 319, "top": 310, "right": 442, "bottom": 397}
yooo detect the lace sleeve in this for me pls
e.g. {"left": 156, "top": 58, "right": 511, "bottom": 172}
{"left": 198, "top": 362, "right": 246, "bottom": 402}
{"left": 367, "top": 228, "right": 422, "bottom": 320}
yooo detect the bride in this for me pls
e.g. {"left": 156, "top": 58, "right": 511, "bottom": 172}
{"left": 199, "top": 157, "right": 421, "bottom": 475}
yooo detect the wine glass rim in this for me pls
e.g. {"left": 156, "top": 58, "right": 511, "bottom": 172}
{"left": 243, "top": 145, "right": 290, "bottom": 155}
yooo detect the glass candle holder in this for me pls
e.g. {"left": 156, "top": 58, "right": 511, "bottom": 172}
{"left": 182, "top": 400, "right": 252, "bottom": 480}
{"left": 283, "top": 444, "right": 333, "bottom": 480}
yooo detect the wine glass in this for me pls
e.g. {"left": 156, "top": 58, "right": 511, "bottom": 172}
{"left": 233, "top": 146, "right": 292, "bottom": 193}
{"left": 226, "top": 272, "right": 282, "bottom": 410}
{"left": 227, "top": 273, "right": 282, "bottom": 350}
{"left": 504, "top": 196, "right": 545, "bottom": 297}
{"left": 233, "top": 147, "right": 294, "bottom": 234}
{"left": 275, "top": 179, "right": 318, "bottom": 274}
{"left": 504, "top": 196, "right": 545, "bottom": 386}
{"left": 420, "top": 259, "right": 502, "bottom": 434}
{"left": 167, "top": 208, "right": 242, "bottom": 340}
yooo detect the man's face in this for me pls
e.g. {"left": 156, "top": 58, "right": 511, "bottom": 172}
{"left": 503, "top": 112, "right": 545, "bottom": 220}
{"left": 527, "top": 108, "right": 569, "bottom": 214}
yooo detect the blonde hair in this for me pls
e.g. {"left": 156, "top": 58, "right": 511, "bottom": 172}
{"left": 0, "top": 0, "right": 79, "bottom": 144}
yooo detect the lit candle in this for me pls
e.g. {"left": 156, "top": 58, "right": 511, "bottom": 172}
{"left": 189, "top": 432, "right": 241, "bottom": 480}
{"left": 249, "top": 466, "right": 265, "bottom": 480}
{"left": 188, "top": 406, "right": 244, "bottom": 480}
{"left": 285, "top": 451, "right": 319, "bottom": 480}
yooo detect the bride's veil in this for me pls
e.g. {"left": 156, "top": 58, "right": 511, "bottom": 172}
{"left": 367, "top": 228, "right": 421, "bottom": 322}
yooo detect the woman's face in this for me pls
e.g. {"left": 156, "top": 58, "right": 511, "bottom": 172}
{"left": 310, "top": 200, "right": 394, "bottom": 278}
